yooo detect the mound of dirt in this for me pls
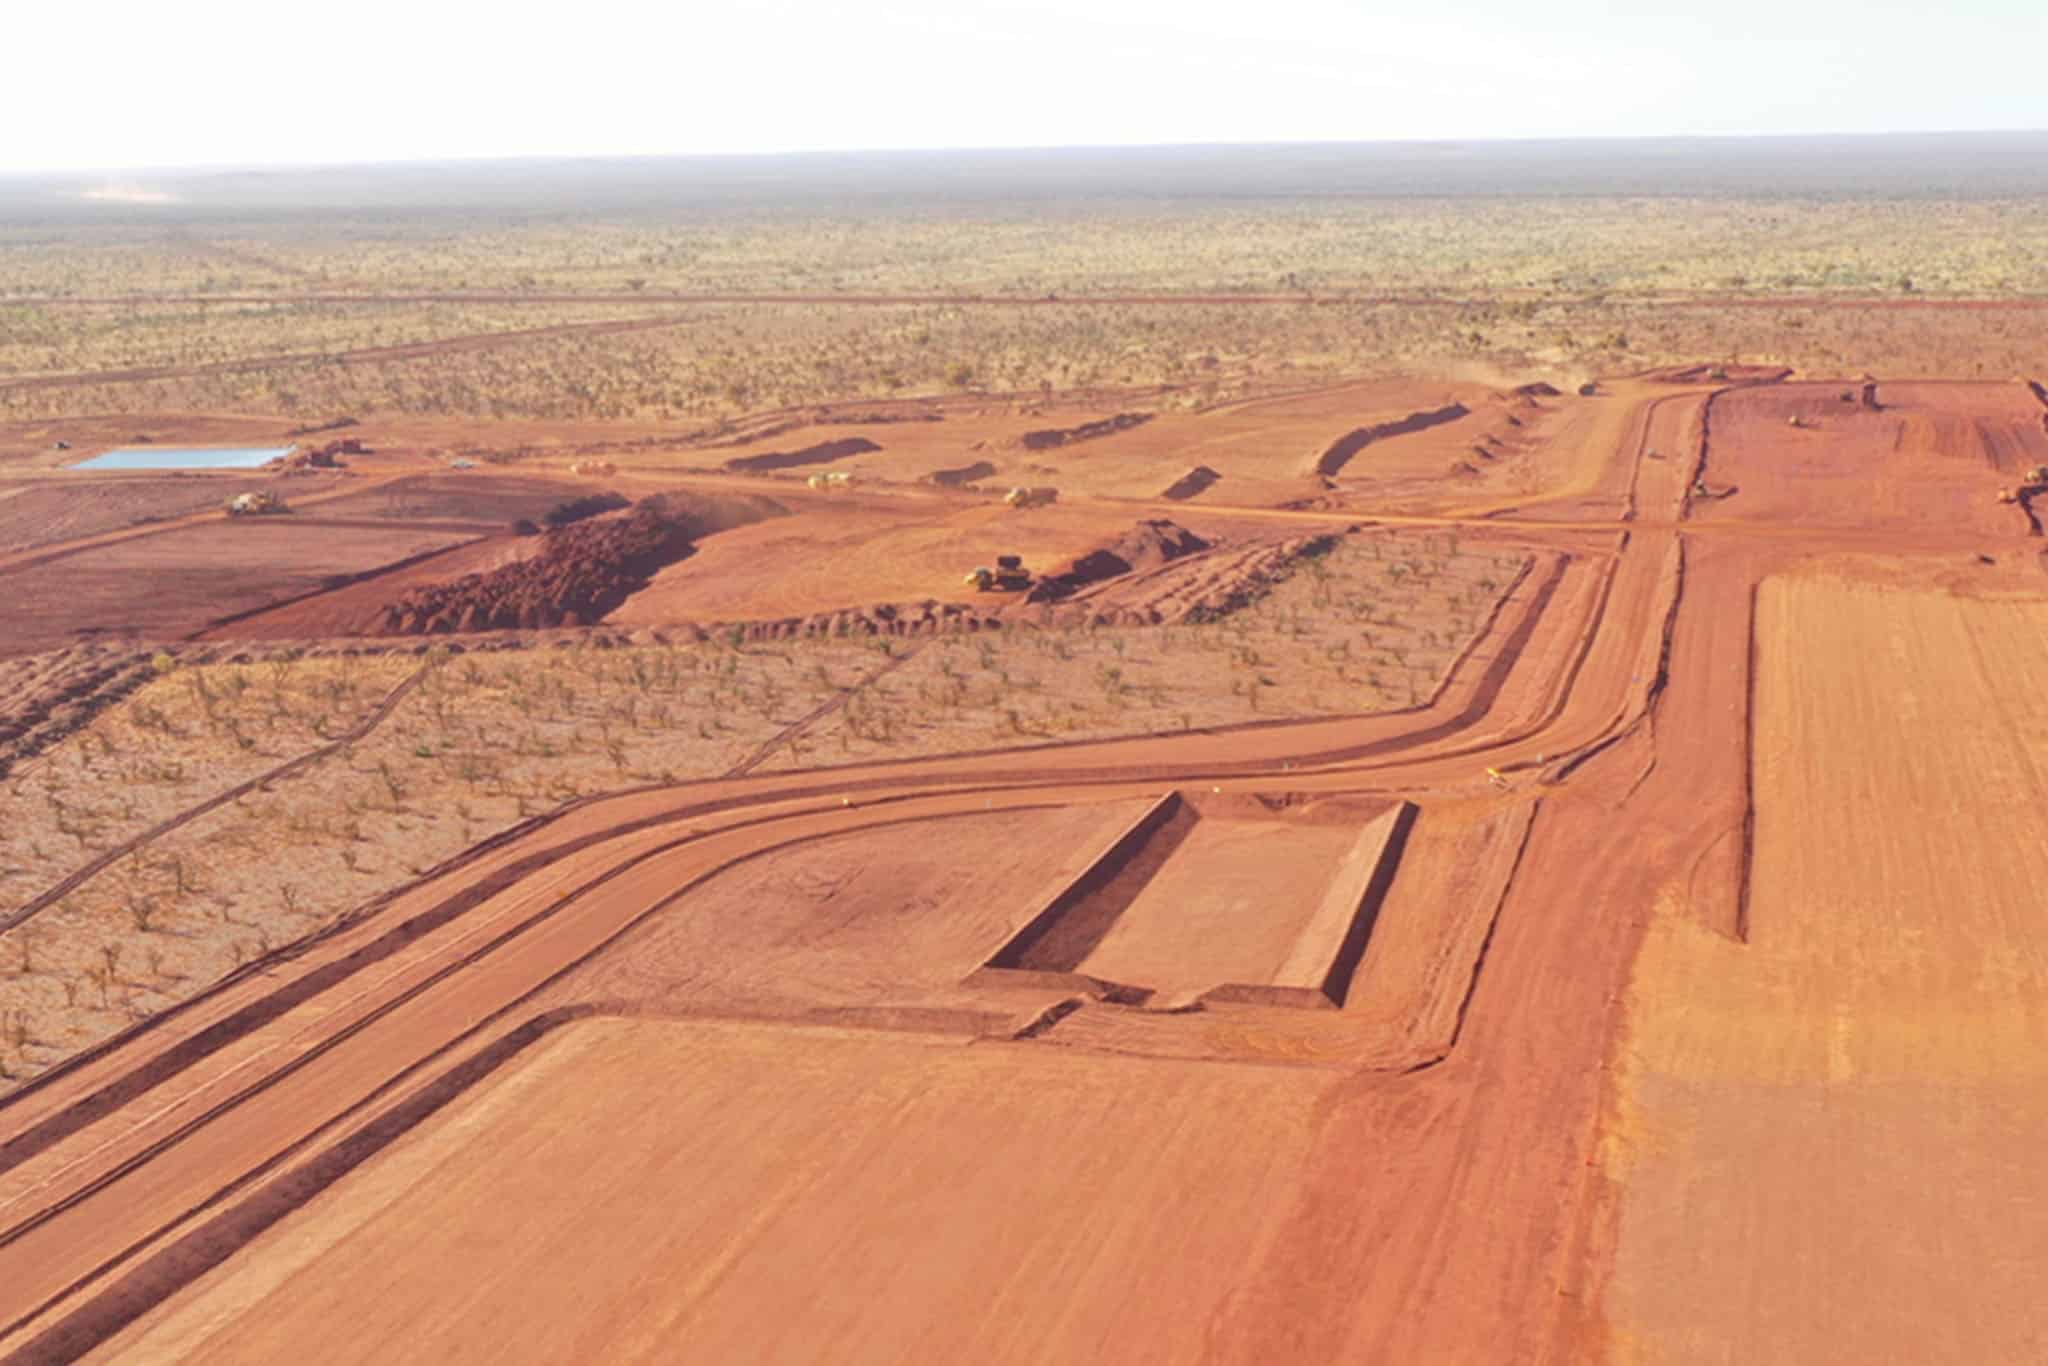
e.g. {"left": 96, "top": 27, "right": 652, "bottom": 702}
{"left": 0, "top": 646, "right": 166, "bottom": 780}
{"left": 1026, "top": 519, "right": 1210, "bottom": 603}
{"left": 272, "top": 437, "right": 365, "bottom": 472}
{"left": 1646, "top": 363, "right": 1796, "bottom": 385}
{"left": 928, "top": 460, "right": 998, "bottom": 488}
{"left": 697, "top": 598, "right": 1001, "bottom": 644}
{"left": 285, "top": 416, "right": 360, "bottom": 437}
{"left": 1313, "top": 404, "right": 1470, "bottom": 477}
{"left": 1019, "top": 412, "right": 1152, "bottom": 451}
{"left": 657, "top": 490, "right": 789, "bottom": 540}
{"left": 370, "top": 494, "right": 769, "bottom": 634}
{"left": 542, "top": 491, "right": 630, "bottom": 528}
{"left": 1162, "top": 466, "right": 1221, "bottom": 500}
{"left": 723, "top": 437, "right": 880, "bottom": 473}
{"left": 821, "top": 410, "right": 944, "bottom": 427}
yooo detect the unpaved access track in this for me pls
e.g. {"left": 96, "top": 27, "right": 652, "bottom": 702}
{"left": 1, "top": 377, "right": 2043, "bottom": 1362}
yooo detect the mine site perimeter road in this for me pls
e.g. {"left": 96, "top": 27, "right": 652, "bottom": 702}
{"left": 3, "top": 378, "right": 2044, "bottom": 1362}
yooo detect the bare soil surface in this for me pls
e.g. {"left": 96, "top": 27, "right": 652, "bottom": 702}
{"left": 1601, "top": 572, "right": 2048, "bottom": 1364}
{"left": 304, "top": 472, "right": 590, "bottom": 526}
{"left": 0, "top": 476, "right": 287, "bottom": 554}
{"left": 3, "top": 370, "right": 2046, "bottom": 1365}
{"left": 0, "top": 518, "right": 480, "bottom": 658}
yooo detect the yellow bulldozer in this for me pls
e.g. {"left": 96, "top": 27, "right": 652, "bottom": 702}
{"left": 965, "top": 554, "right": 1031, "bottom": 592}
{"left": 223, "top": 491, "right": 287, "bottom": 517}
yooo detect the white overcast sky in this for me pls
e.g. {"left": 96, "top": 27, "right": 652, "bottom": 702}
{"left": 5, "top": 0, "right": 2045, "bottom": 172}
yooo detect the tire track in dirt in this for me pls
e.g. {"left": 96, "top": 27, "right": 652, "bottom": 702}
{"left": 721, "top": 643, "right": 926, "bottom": 778}
{"left": 1401, "top": 798, "right": 1540, "bottom": 1072}
{"left": 0, "top": 663, "right": 432, "bottom": 937}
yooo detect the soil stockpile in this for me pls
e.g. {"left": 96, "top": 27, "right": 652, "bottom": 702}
{"left": 723, "top": 437, "right": 880, "bottom": 473}
{"left": 542, "top": 492, "right": 629, "bottom": 527}
{"left": 370, "top": 496, "right": 732, "bottom": 633}
{"left": 271, "top": 437, "right": 364, "bottom": 471}
{"left": 1027, "top": 519, "right": 1210, "bottom": 603}
{"left": 1019, "top": 412, "right": 1152, "bottom": 450}
{"left": 927, "top": 460, "right": 997, "bottom": 488}
{"left": 1312, "top": 404, "right": 1470, "bottom": 478}
{"left": 1162, "top": 466, "right": 1221, "bottom": 500}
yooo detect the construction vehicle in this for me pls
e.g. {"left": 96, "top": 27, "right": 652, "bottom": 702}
{"left": 1004, "top": 485, "right": 1058, "bottom": 509}
{"left": 806, "top": 470, "right": 856, "bottom": 491}
{"left": 965, "top": 554, "right": 1031, "bottom": 592}
{"left": 224, "top": 491, "right": 287, "bottom": 517}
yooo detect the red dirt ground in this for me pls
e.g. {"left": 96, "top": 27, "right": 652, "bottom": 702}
{"left": 3, "top": 371, "right": 2046, "bottom": 1362}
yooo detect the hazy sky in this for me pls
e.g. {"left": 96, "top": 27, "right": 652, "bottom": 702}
{"left": 6, "top": 0, "right": 2044, "bottom": 173}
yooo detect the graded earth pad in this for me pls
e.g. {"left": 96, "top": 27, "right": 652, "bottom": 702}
{"left": 89, "top": 1016, "right": 1330, "bottom": 1365}
{"left": 1602, "top": 573, "right": 2048, "bottom": 1363}
{"left": 0, "top": 517, "right": 481, "bottom": 657}
{"left": 1693, "top": 380, "right": 2048, "bottom": 534}
{"left": 538, "top": 799, "right": 1163, "bottom": 1016}
{"left": 0, "top": 477, "right": 290, "bottom": 555}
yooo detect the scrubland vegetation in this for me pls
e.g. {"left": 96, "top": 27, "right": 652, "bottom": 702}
{"left": 9, "top": 198, "right": 2048, "bottom": 299}
{"left": 0, "top": 637, "right": 882, "bottom": 1081}
{"left": 760, "top": 531, "right": 1528, "bottom": 768}
{"left": 5, "top": 197, "right": 2046, "bottom": 427}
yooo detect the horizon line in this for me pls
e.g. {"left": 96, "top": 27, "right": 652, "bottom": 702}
{"left": 7, "top": 126, "right": 2048, "bottom": 181}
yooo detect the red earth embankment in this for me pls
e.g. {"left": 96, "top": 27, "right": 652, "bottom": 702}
{"left": 927, "top": 459, "right": 997, "bottom": 487}
{"left": 1161, "top": 465, "right": 1221, "bottom": 500}
{"left": 369, "top": 493, "right": 783, "bottom": 633}
{"left": 722, "top": 437, "right": 880, "bottom": 473}
{"left": 1024, "top": 519, "right": 1210, "bottom": 604}
{"left": 1313, "top": 404, "right": 1470, "bottom": 477}
{"left": 1019, "top": 412, "right": 1152, "bottom": 450}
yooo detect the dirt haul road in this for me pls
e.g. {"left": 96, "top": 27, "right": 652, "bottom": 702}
{"left": 0, "top": 377, "right": 2041, "bottom": 1363}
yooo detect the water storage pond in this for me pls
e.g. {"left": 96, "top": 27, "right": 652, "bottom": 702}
{"left": 72, "top": 446, "right": 293, "bottom": 471}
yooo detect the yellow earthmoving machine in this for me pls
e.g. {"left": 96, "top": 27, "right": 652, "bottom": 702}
{"left": 223, "top": 491, "right": 287, "bottom": 517}
{"left": 965, "top": 554, "right": 1031, "bottom": 592}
